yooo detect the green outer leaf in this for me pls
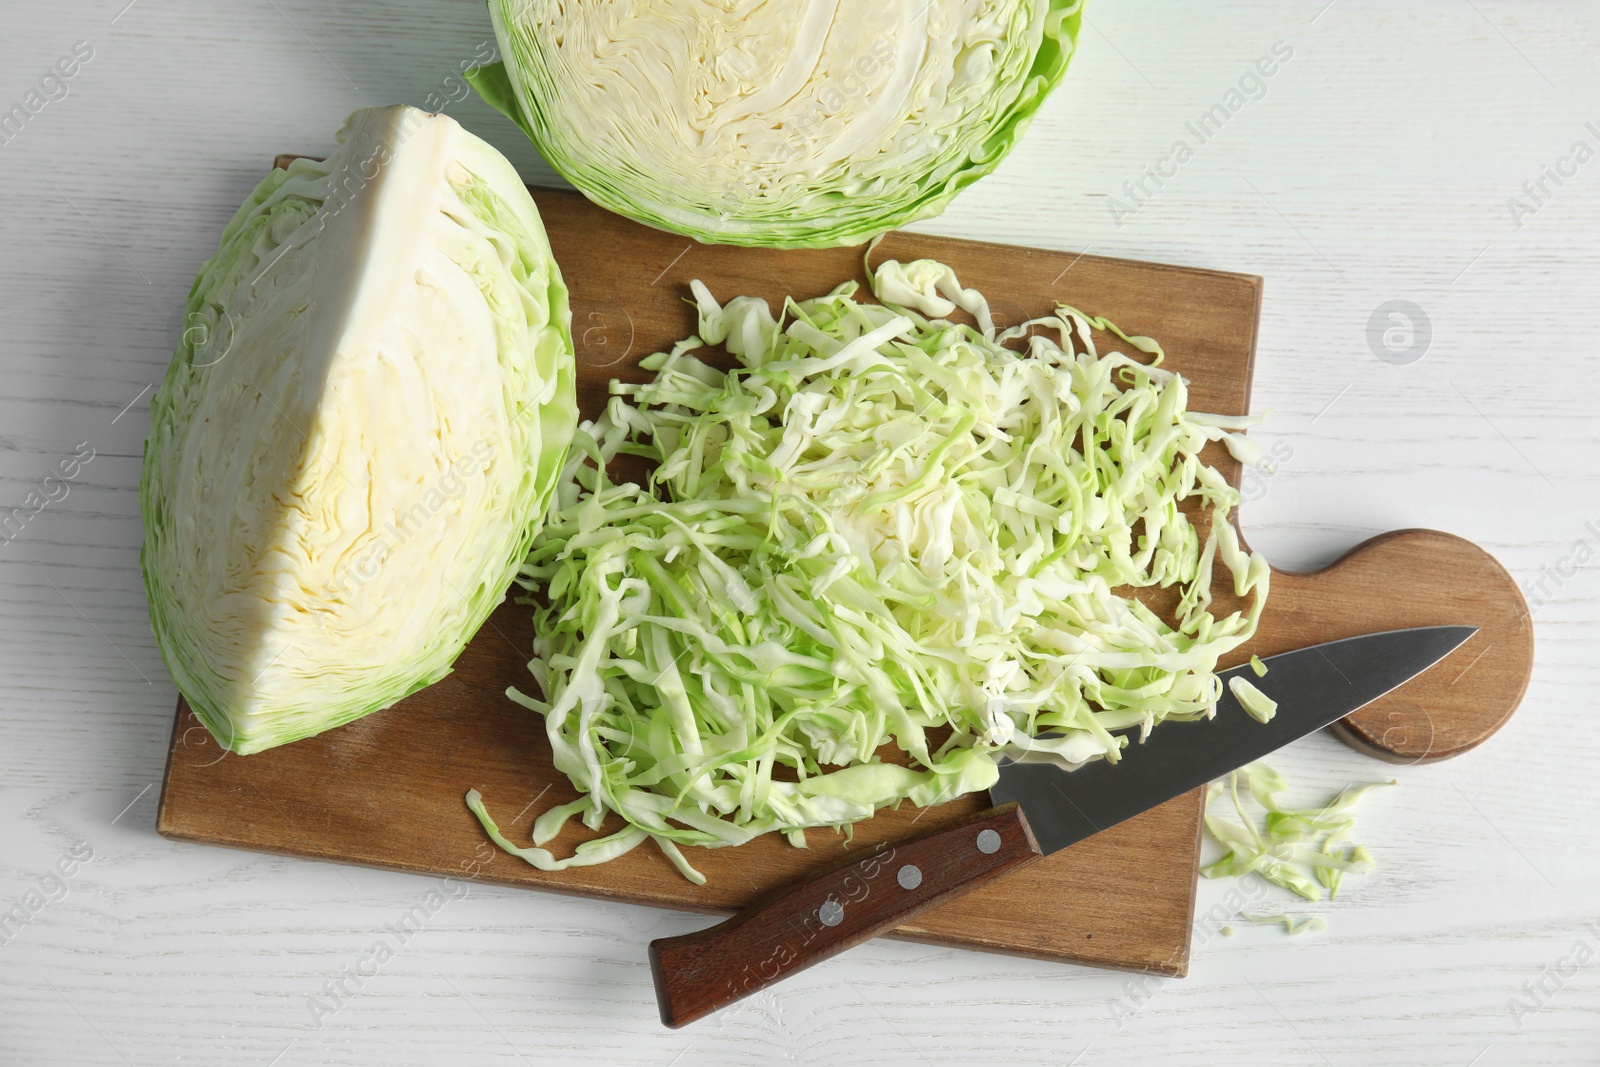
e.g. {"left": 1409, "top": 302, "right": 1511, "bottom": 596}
{"left": 463, "top": 62, "right": 536, "bottom": 143}
{"left": 474, "top": 1, "right": 1087, "bottom": 249}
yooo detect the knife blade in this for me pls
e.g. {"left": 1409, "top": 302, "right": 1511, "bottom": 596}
{"left": 990, "top": 624, "right": 1476, "bottom": 855}
{"left": 647, "top": 625, "right": 1476, "bottom": 1027}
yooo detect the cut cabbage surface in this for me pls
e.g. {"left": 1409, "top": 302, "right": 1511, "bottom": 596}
{"left": 141, "top": 105, "right": 577, "bottom": 755}
{"left": 469, "top": 0, "right": 1084, "bottom": 247}
{"left": 472, "top": 255, "right": 1269, "bottom": 882}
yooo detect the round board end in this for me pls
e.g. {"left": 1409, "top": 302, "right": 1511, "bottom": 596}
{"left": 1261, "top": 529, "right": 1532, "bottom": 764}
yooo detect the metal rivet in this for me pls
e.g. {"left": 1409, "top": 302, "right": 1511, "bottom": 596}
{"left": 976, "top": 828, "right": 1001, "bottom": 855}
{"left": 818, "top": 899, "right": 844, "bottom": 927}
{"left": 896, "top": 864, "right": 923, "bottom": 890}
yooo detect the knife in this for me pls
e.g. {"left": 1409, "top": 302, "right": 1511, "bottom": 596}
{"left": 647, "top": 624, "right": 1476, "bottom": 1027}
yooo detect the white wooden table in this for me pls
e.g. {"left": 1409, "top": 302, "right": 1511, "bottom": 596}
{"left": 3, "top": 2, "right": 1597, "bottom": 1063}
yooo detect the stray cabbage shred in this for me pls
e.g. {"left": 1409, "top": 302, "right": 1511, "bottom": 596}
{"left": 1228, "top": 675, "right": 1278, "bottom": 723}
{"left": 1237, "top": 913, "right": 1327, "bottom": 935}
{"left": 470, "top": 255, "right": 1270, "bottom": 883}
{"left": 1203, "top": 762, "right": 1392, "bottom": 903}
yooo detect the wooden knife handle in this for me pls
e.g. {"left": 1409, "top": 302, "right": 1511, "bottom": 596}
{"left": 647, "top": 803, "right": 1041, "bottom": 1028}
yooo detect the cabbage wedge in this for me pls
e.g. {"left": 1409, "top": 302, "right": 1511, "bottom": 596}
{"left": 141, "top": 105, "right": 577, "bottom": 755}
{"left": 469, "top": 0, "right": 1084, "bottom": 248}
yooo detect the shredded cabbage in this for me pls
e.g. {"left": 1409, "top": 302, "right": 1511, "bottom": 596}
{"left": 1203, "top": 762, "right": 1392, "bottom": 902}
{"left": 1240, "top": 913, "right": 1327, "bottom": 935}
{"left": 1228, "top": 676, "right": 1278, "bottom": 723}
{"left": 472, "top": 256, "right": 1269, "bottom": 881}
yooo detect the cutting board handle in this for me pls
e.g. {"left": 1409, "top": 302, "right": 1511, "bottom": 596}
{"left": 1259, "top": 528, "right": 1532, "bottom": 763}
{"left": 648, "top": 804, "right": 1041, "bottom": 1028}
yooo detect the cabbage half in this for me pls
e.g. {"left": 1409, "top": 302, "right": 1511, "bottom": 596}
{"left": 468, "top": 0, "right": 1084, "bottom": 248}
{"left": 141, "top": 105, "right": 577, "bottom": 755}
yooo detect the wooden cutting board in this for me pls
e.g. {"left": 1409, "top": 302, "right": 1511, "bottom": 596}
{"left": 157, "top": 169, "right": 1533, "bottom": 978}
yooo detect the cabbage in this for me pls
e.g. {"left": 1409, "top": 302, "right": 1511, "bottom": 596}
{"left": 1238, "top": 913, "right": 1326, "bottom": 935}
{"left": 472, "top": 254, "right": 1268, "bottom": 881}
{"left": 1202, "top": 763, "right": 1392, "bottom": 902}
{"left": 141, "top": 105, "right": 577, "bottom": 755}
{"left": 467, "top": 0, "right": 1084, "bottom": 248}
{"left": 1227, "top": 676, "right": 1278, "bottom": 723}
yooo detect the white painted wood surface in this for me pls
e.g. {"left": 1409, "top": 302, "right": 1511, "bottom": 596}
{"left": 2, "top": 1, "right": 1596, "bottom": 1063}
